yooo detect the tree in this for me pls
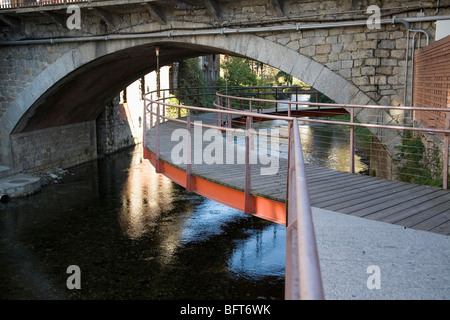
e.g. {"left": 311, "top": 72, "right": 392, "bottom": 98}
{"left": 219, "top": 56, "right": 258, "bottom": 87}
{"left": 176, "top": 57, "right": 212, "bottom": 107}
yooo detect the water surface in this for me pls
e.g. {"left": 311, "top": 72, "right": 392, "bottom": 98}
{"left": 0, "top": 146, "right": 285, "bottom": 300}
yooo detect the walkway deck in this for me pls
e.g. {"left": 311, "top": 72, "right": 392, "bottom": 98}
{"left": 145, "top": 114, "right": 450, "bottom": 236}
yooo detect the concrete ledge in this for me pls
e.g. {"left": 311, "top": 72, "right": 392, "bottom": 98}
{"left": 0, "top": 174, "right": 41, "bottom": 198}
{"left": 0, "top": 166, "right": 11, "bottom": 179}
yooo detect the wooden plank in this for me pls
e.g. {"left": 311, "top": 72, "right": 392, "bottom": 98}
{"left": 348, "top": 187, "right": 442, "bottom": 218}
{"left": 373, "top": 191, "right": 450, "bottom": 223}
{"left": 307, "top": 174, "right": 381, "bottom": 192}
{"left": 310, "top": 180, "right": 407, "bottom": 207}
{"left": 323, "top": 184, "right": 425, "bottom": 214}
{"left": 146, "top": 115, "right": 450, "bottom": 236}
{"left": 399, "top": 200, "right": 450, "bottom": 227}
{"left": 428, "top": 220, "right": 450, "bottom": 236}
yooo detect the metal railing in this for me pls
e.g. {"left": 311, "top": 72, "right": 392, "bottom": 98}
{"left": 285, "top": 117, "right": 324, "bottom": 300}
{"left": 143, "top": 88, "right": 325, "bottom": 300}
{"left": 214, "top": 91, "right": 450, "bottom": 190}
{"left": 143, "top": 86, "right": 450, "bottom": 299}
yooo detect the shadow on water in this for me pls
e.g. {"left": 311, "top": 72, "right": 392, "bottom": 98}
{"left": 0, "top": 145, "right": 285, "bottom": 300}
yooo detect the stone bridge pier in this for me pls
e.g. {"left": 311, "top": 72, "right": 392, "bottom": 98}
{"left": 1, "top": 0, "right": 449, "bottom": 176}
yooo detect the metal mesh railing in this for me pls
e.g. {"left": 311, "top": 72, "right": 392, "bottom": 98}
{"left": 215, "top": 90, "right": 450, "bottom": 190}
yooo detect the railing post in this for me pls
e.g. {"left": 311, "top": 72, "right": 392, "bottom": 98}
{"left": 275, "top": 87, "right": 278, "bottom": 113}
{"left": 349, "top": 107, "right": 355, "bottom": 174}
{"left": 142, "top": 98, "right": 147, "bottom": 148}
{"left": 285, "top": 120, "right": 296, "bottom": 299}
{"left": 186, "top": 110, "right": 193, "bottom": 191}
{"left": 244, "top": 116, "right": 253, "bottom": 215}
{"left": 286, "top": 118, "right": 324, "bottom": 300}
{"left": 162, "top": 90, "right": 166, "bottom": 120}
{"left": 316, "top": 92, "right": 320, "bottom": 111}
{"left": 155, "top": 102, "right": 162, "bottom": 173}
{"left": 444, "top": 116, "right": 450, "bottom": 190}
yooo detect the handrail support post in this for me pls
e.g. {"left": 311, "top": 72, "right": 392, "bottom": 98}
{"left": 350, "top": 107, "right": 355, "bottom": 174}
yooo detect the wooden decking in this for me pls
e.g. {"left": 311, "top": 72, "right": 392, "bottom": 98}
{"left": 146, "top": 114, "right": 450, "bottom": 236}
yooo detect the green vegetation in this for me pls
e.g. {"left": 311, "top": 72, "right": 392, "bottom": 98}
{"left": 394, "top": 131, "right": 445, "bottom": 188}
{"left": 176, "top": 58, "right": 214, "bottom": 108}
{"left": 216, "top": 56, "right": 258, "bottom": 87}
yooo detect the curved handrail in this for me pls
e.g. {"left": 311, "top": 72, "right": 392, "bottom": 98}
{"left": 143, "top": 85, "right": 450, "bottom": 299}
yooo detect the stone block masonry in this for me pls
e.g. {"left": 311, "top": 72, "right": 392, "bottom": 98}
{"left": 0, "top": 0, "right": 448, "bottom": 174}
{"left": 96, "top": 96, "right": 141, "bottom": 156}
{"left": 10, "top": 121, "right": 97, "bottom": 174}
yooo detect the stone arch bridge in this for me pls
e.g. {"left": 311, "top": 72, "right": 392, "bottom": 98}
{"left": 1, "top": 0, "right": 449, "bottom": 174}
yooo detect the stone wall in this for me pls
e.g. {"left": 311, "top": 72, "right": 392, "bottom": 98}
{"left": 10, "top": 121, "right": 97, "bottom": 173}
{"left": 1, "top": 0, "right": 448, "bottom": 173}
{"left": 0, "top": 0, "right": 446, "bottom": 119}
{"left": 96, "top": 97, "right": 140, "bottom": 156}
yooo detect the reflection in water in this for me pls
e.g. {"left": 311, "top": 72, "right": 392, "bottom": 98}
{"left": 229, "top": 223, "right": 285, "bottom": 279}
{"left": 0, "top": 119, "right": 369, "bottom": 300}
{"left": 253, "top": 120, "right": 368, "bottom": 173}
{"left": 0, "top": 146, "right": 285, "bottom": 300}
{"left": 119, "top": 152, "right": 175, "bottom": 239}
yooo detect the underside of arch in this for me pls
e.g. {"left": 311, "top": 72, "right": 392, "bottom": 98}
{"left": 6, "top": 33, "right": 375, "bottom": 135}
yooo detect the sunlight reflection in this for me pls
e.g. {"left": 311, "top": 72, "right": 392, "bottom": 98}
{"left": 119, "top": 148, "right": 174, "bottom": 240}
{"left": 228, "top": 223, "right": 285, "bottom": 279}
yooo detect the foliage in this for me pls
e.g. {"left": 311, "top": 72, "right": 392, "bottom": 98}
{"left": 275, "top": 70, "right": 293, "bottom": 86}
{"left": 166, "top": 96, "right": 188, "bottom": 119}
{"left": 219, "top": 56, "right": 258, "bottom": 87}
{"left": 177, "top": 58, "right": 214, "bottom": 108}
{"left": 394, "top": 131, "right": 444, "bottom": 187}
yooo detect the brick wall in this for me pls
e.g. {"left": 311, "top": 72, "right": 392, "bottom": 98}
{"left": 413, "top": 35, "right": 450, "bottom": 135}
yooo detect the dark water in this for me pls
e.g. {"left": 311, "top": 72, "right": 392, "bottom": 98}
{"left": 0, "top": 146, "right": 285, "bottom": 300}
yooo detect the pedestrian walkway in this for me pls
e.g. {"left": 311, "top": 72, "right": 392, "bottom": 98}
{"left": 313, "top": 207, "right": 450, "bottom": 300}
{"left": 146, "top": 113, "right": 450, "bottom": 236}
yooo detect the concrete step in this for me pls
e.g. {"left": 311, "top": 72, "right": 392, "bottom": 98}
{"left": 0, "top": 174, "right": 41, "bottom": 199}
{"left": 0, "top": 166, "right": 11, "bottom": 179}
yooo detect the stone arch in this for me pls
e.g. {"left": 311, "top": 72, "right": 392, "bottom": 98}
{"left": 2, "top": 33, "right": 375, "bottom": 135}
